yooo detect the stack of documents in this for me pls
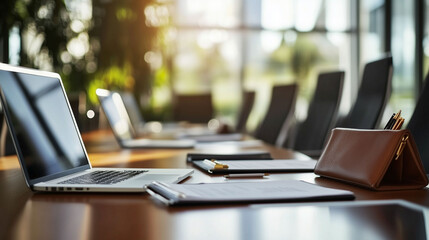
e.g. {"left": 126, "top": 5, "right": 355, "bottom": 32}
{"left": 146, "top": 180, "right": 355, "bottom": 206}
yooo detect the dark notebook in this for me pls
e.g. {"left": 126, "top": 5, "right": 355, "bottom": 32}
{"left": 186, "top": 152, "right": 272, "bottom": 162}
{"left": 193, "top": 159, "right": 316, "bottom": 174}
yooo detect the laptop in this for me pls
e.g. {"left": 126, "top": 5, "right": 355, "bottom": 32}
{"left": 96, "top": 89, "right": 196, "bottom": 149}
{"left": 118, "top": 91, "right": 214, "bottom": 137}
{"left": 119, "top": 91, "right": 146, "bottom": 132}
{"left": 0, "top": 63, "right": 193, "bottom": 192}
{"left": 98, "top": 89, "right": 243, "bottom": 146}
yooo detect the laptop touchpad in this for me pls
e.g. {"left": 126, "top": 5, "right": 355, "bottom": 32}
{"left": 135, "top": 174, "right": 179, "bottom": 181}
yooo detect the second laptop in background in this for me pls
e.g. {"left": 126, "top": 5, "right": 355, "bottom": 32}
{"left": 97, "top": 89, "right": 247, "bottom": 149}
{"left": 96, "top": 89, "right": 195, "bottom": 149}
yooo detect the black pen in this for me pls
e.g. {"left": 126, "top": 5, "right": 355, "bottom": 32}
{"left": 385, "top": 110, "right": 402, "bottom": 129}
{"left": 384, "top": 113, "right": 396, "bottom": 129}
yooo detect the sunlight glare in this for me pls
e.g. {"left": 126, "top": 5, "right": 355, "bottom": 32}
{"left": 261, "top": 31, "right": 282, "bottom": 53}
{"left": 86, "top": 110, "right": 95, "bottom": 119}
{"left": 66, "top": 33, "right": 89, "bottom": 59}
{"left": 326, "top": 0, "right": 348, "bottom": 31}
{"left": 295, "top": 0, "right": 322, "bottom": 32}
{"left": 262, "top": 0, "right": 293, "bottom": 30}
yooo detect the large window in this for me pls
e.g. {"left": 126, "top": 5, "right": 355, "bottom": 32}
{"left": 170, "top": 0, "right": 355, "bottom": 130}
{"left": 3, "top": 0, "right": 427, "bottom": 131}
{"left": 390, "top": 0, "right": 416, "bottom": 121}
{"left": 424, "top": 0, "right": 429, "bottom": 79}
{"left": 361, "top": 1, "right": 420, "bottom": 125}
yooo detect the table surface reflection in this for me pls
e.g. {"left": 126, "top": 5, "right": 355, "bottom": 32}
{"left": 1, "top": 130, "right": 429, "bottom": 240}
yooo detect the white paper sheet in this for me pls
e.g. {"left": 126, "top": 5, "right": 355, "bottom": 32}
{"left": 218, "top": 160, "right": 316, "bottom": 170}
{"left": 147, "top": 180, "right": 354, "bottom": 204}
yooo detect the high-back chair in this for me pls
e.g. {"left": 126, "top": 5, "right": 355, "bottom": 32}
{"left": 407, "top": 72, "right": 429, "bottom": 173}
{"left": 173, "top": 93, "right": 214, "bottom": 124}
{"left": 0, "top": 111, "right": 15, "bottom": 156}
{"left": 254, "top": 84, "right": 298, "bottom": 145}
{"left": 235, "top": 91, "right": 255, "bottom": 133}
{"left": 337, "top": 55, "right": 393, "bottom": 129}
{"left": 289, "top": 71, "right": 344, "bottom": 155}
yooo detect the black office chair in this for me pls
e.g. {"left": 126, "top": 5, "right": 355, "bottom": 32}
{"left": 407, "top": 72, "right": 429, "bottom": 174}
{"left": 288, "top": 71, "right": 344, "bottom": 155}
{"left": 0, "top": 111, "right": 15, "bottom": 157}
{"left": 337, "top": 55, "right": 393, "bottom": 129}
{"left": 254, "top": 84, "right": 298, "bottom": 145}
{"left": 235, "top": 91, "right": 255, "bottom": 133}
{"left": 173, "top": 93, "right": 214, "bottom": 123}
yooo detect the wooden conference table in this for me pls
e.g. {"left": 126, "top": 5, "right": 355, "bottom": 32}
{"left": 1, "top": 130, "right": 429, "bottom": 240}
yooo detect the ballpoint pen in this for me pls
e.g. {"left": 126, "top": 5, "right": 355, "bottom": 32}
{"left": 392, "top": 117, "right": 404, "bottom": 130}
{"left": 224, "top": 173, "right": 269, "bottom": 179}
{"left": 384, "top": 113, "right": 396, "bottom": 129}
{"left": 385, "top": 110, "right": 403, "bottom": 130}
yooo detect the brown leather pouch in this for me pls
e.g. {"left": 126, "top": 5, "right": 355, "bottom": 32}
{"left": 314, "top": 128, "right": 428, "bottom": 190}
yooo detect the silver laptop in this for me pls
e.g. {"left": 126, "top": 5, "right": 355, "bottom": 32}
{"left": 119, "top": 91, "right": 146, "bottom": 132}
{"left": 118, "top": 91, "right": 216, "bottom": 136}
{"left": 0, "top": 63, "right": 193, "bottom": 192}
{"left": 96, "top": 89, "right": 196, "bottom": 148}
{"left": 98, "top": 89, "right": 243, "bottom": 146}
{"left": 118, "top": 91, "right": 204, "bottom": 136}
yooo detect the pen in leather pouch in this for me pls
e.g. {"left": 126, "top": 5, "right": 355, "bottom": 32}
{"left": 384, "top": 113, "right": 396, "bottom": 129}
{"left": 392, "top": 117, "right": 404, "bottom": 130}
{"left": 392, "top": 110, "right": 402, "bottom": 129}
{"left": 391, "top": 110, "right": 403, "bottom": 130}
{"left": 385, "top": 110, "right": 401, "bottom": 129}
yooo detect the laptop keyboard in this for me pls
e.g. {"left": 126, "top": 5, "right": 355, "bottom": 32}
{"left": 58, "top": 170, "right": 148, "bottom": 185}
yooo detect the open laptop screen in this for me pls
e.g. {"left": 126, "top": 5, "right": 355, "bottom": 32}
{"left": 0, "top": 67, "right": 89, "bottom": 183}
{"left": 96, "top": 89, "right": 136, "bottom": 141}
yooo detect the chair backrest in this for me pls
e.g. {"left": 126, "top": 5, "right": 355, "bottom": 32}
{"left": 337, "top": 56, "right": 393, "bottom": 129}
{"left": 174, "top": 93, "right": 214, "bottom": 123}
{"left": 407, "top": 72, "right": 429, "bottom": 173}
{"left": 235, "top": 91, "right": 255, "bottom": 133}
{"left": 0, "top": 111, "right": 15, "bottom": 157}
{"left": 291, "top": 71, "right": 344, "bottom": 151}
{"left": 254, "top": 84, "right": 298, "bottom": 145}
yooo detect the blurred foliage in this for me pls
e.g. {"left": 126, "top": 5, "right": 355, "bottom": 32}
{"left": 290, "top": 35, "right": 322, "bottom": 82}
{"left": 1, "top": 0, "right": 95, "bottom": 101}
{"left": 1, "top": 0, "right": 75, "bottom": 68}
{"left": 267, "top": 34, "right": 323, "bottom": 101}
{"left": 2, "top": 0, "right": 164, "bottom": 120}
{"left": 268, "top": 38, "right": 293, "bottom": 73}
{"left": 153, "top": 65, "right": 169, "bottom": 88}
{"left": 1, "top": 0, "right": 332, "bottom": 124}
{"left": 142, "top": 64, "right": 177, "bottom": 121}
{"left": 87, "top": 63, "right": 134, "bottom": 104}
{"left": 90, "top": 0, "right": 158, "bottom": 105}
{"left": 268, "top": 35, "right": 322, "bottom": 83}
